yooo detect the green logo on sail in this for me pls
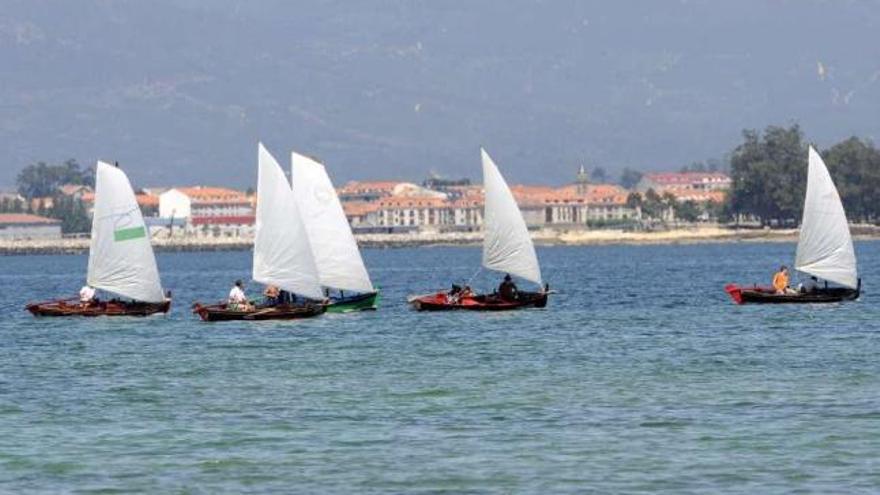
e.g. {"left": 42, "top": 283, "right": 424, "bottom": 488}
{"left": 114, "top": 226, "right": 146, "bottom": 242}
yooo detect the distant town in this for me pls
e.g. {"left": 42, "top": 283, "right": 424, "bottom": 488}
{"left": 0, "top": 164, "right": 730, "bottom": 244}
{"left": 3, "top": 125, "right": 879, "bottom": 249}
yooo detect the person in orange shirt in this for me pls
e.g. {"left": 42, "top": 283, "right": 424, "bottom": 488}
{"left": 772, "top": 266, "right": 791, "bottom": 295}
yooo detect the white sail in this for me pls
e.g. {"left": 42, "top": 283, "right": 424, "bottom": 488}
{"left": 87, "top": 161, "right": 165, "bottom": 303}
{"left": 291, "top": 151, "right": 374, "bottom": 293}
{"left": 252, "top": 143, "right": 324, "bottom": 300}
{"left": 794, "top": 146, "right": 858, "bottom": 289}
{"left": 481, "top": 148, "right": 543, "bottom": 285}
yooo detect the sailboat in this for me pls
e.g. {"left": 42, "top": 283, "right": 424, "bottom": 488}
{"left": 725, "top": 146, "right": 861, "bottom": 304}
{"left": 26, "top": 161, "right": 171, "bottom": 316}
{"left": 408, "top": 148, "right": 550, "bottom": 311}
{"left": 192, "top": 143, "right": 326, "bottom": 321}
{"left": 291, "top": 151, "right": 379, "bottom": 312}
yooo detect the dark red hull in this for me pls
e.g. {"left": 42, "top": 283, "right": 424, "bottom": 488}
{"left": 725, "top": 283, "right": 860, "bottom": 305}
{"left": 408, "top": 291, "right": 549, "bottom": 311}
{"left": 192, "top": 302, "right": 326, "bottom": 321}
{"left": 26, "top": 299, "right": 172, "bottom": 317}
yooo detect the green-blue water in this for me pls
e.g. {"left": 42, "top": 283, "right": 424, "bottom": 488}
{"left": 2, "top": 242, "right": 879, "bottom": 493}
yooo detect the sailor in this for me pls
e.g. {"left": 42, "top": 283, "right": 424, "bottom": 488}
{"left": 79, "top": 285, "right": 97, "bottom": 306}
{"left": 498, "top": 274, "right": 518, "bottom": 301}
{"left": 279, "top": 290, "right": 292, "bottom": 306}
{"left": 801, "top": 276, "right": 820, "bottom": 293}
{"left": 448, "top": 284, "right": 462, "bottom": 303}
{"left": 263, "top": 284, "right": 280, "bottom": 306}
{"left": 229, "top": 280, "right": 250, "bottom": 310}
{"left": 461, "top": 285, "right": 475, "bottom": 298}
{"left": 772, "top": 266, "right": 791, "bottom": 295}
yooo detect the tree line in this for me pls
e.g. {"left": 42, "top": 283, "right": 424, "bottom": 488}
{"left": 606, "top": 124, "right": 880, "bottom": 226}
{"left": 0, "top": 159, "right": 95, "bottom": 233}
{"left": 727, "top": 125, "right": 880, "bottom": 225}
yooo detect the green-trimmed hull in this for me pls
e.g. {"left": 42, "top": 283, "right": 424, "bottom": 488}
{"left": 326, "top": 291, "right": 379, "bottom": 313}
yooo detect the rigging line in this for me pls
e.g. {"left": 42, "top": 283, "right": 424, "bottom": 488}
{"left": 465, "top": 266, "right": 483, "bottom": 288}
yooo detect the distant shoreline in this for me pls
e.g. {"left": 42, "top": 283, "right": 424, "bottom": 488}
{"left": 4, "top": 226, "right": 878, "bottom": 256}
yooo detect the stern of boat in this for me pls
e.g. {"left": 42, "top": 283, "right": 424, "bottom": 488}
{"left": 326, "top": 291, "right": 380, "bottom": 313}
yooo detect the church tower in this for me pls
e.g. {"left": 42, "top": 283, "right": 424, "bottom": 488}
{"left": 575, "top": 164, "right": 589, "bottom": 196}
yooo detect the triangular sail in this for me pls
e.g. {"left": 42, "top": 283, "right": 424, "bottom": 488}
{"left": 87, "top": 161, "right": 166, "bottom": 303}
{"left": 794, "top": 146, "right": 858, "bottom": 289}
{"left": 480, "top": 148, "right": 543, "bottom": 285}
{"left": 290, "top": 151, "right": 374, "bottom": 293}
{"left": 252, "top": 143, "right": 324, "bottom": 300}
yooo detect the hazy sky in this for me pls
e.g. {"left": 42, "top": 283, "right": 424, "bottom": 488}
{"left": 1, "top": 0, "right": 879, "bottom": 189}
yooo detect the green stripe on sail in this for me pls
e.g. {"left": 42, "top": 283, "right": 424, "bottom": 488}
{"left": 114, "top": 226, "right": 146, "bottom": 242}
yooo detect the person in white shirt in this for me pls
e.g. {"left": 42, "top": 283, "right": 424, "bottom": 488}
{"left": 228, "top": 280, "right": 251, "bottom": 311}
{"left": 79, "top": 285, "right": 96, "bottom": 306}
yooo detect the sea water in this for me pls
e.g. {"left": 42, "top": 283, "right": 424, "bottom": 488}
{"left": 1, "top": 242, "right": 879, "bottom": 493}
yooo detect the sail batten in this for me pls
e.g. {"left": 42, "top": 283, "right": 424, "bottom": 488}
{"left": 291, "top": 151, "right": 374, "bottom": 293}
{"left": 87, "top": 161, "right": 165, "bottom": 303}
{"left": 252, "top": 143, "right": 324, "bottom": 299}
{"left": 794, "top": 146, "right": 858, "bottom": 289}
{"left": 480, "top": 148, "right": 543, "bottom": 286}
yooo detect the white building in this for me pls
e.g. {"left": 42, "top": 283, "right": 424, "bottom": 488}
{"left": 159, "top": 186, "right": 253, "bottom": 220}
{"left": 159, "top": 186, "right": 255, "bottom": 238}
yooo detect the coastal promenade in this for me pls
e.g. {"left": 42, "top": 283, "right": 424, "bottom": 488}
{"left": 0, "top": 225, "right": 839, "bottom": 255}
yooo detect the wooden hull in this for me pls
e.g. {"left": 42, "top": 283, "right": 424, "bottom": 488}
{"left": 326, "top": 291, "right": 379, "bottom": 313}
{"left": 192, "top": 302, "right": 326, "bottom": 321}
{"left": 26, "top": 299, "right": 171, "bottom": 317}
{"left": 409, "top": 291, "right": 549, "bottom": 311}
{"left": 725, "top": 284, "right": 860, "bottom": 305}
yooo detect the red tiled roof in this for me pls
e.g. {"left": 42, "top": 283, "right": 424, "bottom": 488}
{"left": 342, "top": 201, "right": 380, "bottom": 216}
{"left": 136, "top": 193, "right": 160, "bottom": 207}
{"left": 378, "top": 197, "right": 447, "bottom": 208}
{"left": 0, "top": 214, "right": 61, "bottom": 225}
{"left": 338, "top": 181, "right": 402, "bottom": 195}
{"left": 175, "top": 187, "right": 250, "bottom": 205}
{"left": 79, "top": 192, "right": 158, "bottom": 207}
{"left": 191, "top": 215, "right": 255, "bottom": 226}
{"left": 58, "top": 184, "right": 92, "bottom": 196}
{"left": 643, "top": 172, "right": 731, "bottom": 185}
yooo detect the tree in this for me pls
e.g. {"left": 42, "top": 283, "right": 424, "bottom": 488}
{"left": 626, "top": 192, "right": 643, "bottom": 210}
{"left": 674, "top": 200, "right": 701, "bottom": 222}
{"left": 679, "top": 162, "right": 707, "bottom": 173}
{"left": 640, "top": 188, "right": 667, "bottom": 220}
{"left": 727, "top": 124, "right": 807, "bottom": 226}
{"left": 822, "top": 137, "right": 880, "bottom": 223}
{"left": 619, "top": 167, "right": 643, "bottom": 189}
{"left": 47, "top": 194, "right": 91, "bottom": 234}
{"left": 16, "top": 159, "right": 94, "bottom": 199}
{"left": 590, "top": 166, "right": 607, "bottom": 182}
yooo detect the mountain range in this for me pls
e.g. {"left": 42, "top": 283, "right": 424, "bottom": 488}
{"left": 1, "top": 0, "right": 878, "bottom": 189}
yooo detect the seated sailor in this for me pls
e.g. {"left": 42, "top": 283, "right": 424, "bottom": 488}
{"left": 800, "top": 276, "right": 820, "bottom": 294}
{"left": 263, "top": 284, "right": 280, "bottom": 306}
{"left": 228, "top": 280, "right": 252, "bottom": 311}
{"left": 498, "top": 274, "right": 518, "bottom": 301}
{"left": 79, "top": 285, "right": 97, "bottom": 306}
{"left": 772, "top": 266, "right": 795, "bottom": 295}
{"left": 278, "top": 289, "right": 293, "bottom": 306}
{"left": 448, "top": 284, "right": 462, "bottom": 303}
